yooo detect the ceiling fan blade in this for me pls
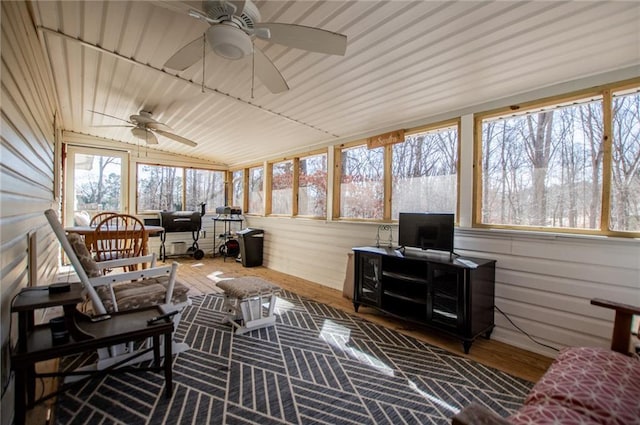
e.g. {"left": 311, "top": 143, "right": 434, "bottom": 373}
{"left": 254, "top": 23, "right": 347, "bottom": 56}
{"left": 91, "top": 125, "right": 134, "bottom": 128}
{"left": 146, "top": 131, "right": 159, "bottom": 145}
{"left": 88, "top": 109, "right": 132, "bottom": 124}
{"left": 154, "top": 129, "right": 198, "bottom": 147}
{"left": 164, "top": 36, "right": 204, "bottom": 71}
{"left": 146, "top": 121, "right": 173, "bottom": 133}
{"left": 254, "top": 46, "right": 289, "bottom": 94}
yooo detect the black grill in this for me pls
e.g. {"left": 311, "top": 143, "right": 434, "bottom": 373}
{"left": 160, "top": 211, "right": 202, "bottom": 233}
{"left": 158, "top": 203, "right": 206, "bottom": 260}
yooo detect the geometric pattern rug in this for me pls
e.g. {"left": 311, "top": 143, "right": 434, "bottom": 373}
{"left": 55, "top": 280, "right": 532, "bottom": 424}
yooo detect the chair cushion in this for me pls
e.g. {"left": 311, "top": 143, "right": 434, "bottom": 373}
{"left": 96, "top": 278, "right": 190, "bottom": 313}
{"left": 217, "top": 277, "right": 279, "bottom": 298}
{"left": 67, "top": 233, "right": 102, "bottom": 278}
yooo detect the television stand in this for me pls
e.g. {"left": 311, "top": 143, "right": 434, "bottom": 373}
{"left": 352, "top": 246, "right": 496, "bottom": 354}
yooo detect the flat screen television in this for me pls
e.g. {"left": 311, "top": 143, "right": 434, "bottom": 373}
{"left": 398, "top": 213, "right": 455, "bottom": 255}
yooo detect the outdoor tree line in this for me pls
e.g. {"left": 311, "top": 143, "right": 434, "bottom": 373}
{"left": 482, "top": 92, "right": 639, "bottom": 232}
{"left": 340, "top": 129, "right": 458, "bottom": 219}
{"left": 76, "top": 155, "right": 121, "bottom": 212}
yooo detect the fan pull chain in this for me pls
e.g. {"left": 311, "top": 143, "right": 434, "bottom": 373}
{"left": 251, "top": 41, "right": 255, "bottom": 99}
{"left": 201, "top": 34, "right": 206, "bottom": 93}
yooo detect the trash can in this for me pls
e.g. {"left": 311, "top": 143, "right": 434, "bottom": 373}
{"left": 237, "top": 228, "right": 264, "bottom": 267}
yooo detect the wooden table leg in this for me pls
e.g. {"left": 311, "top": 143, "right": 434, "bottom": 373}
{"left": 14, "top": 365, "right": 27, "bottom": 425}
{"left": 152, "top": 335, "right": 160, "bottom": 368}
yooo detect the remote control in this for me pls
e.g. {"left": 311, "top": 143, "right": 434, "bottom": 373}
{"left": 147, "top": 310, "right": 179, "bottom": 325}
{"left": 90, "top": 314, "right": 111, "bottom": 322}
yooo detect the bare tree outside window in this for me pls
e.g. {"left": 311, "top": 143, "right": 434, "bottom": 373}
{"left": 232, "top": 170, "right": 244, "bottom": 209}
{"left": 611, "top": 90, "right": 640, "bottom": 231}
{"left": 392, "top": 127, "right": 458, "bottom": 219}
{"left": 248, "top": 166, "right": 264, "bottom": 214}
{"left": 340, "top": 145, "right": 384, "bottom": 219}
{"left": 137, "top": 164, "right": 182, "bottom": 211}
{"left": 74, "top": 154, "right": 122, "bottom": 214}
{"left": 298, "top": 153, "right": 327, "bottom": 217}
{"left": 271, "top": 160, "right": 293, "bottom": 215}
{"left": 185, "top": 169, "right": 225, "bottom": 211}
{"left": 480, "top": 98, "right": 604, "bottom": 229}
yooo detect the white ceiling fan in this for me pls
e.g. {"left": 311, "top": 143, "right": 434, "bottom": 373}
{"left": 164, "top": 0, "right": 348, "bottom": 94}
{"left": 89, "top": 110, "right": 198, "bottom": 147}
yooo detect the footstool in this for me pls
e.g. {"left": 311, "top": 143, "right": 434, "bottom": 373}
{"left": 217, "top": 277, "right": 280, "bottom": 335}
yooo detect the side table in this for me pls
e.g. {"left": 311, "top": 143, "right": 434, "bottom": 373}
{"left": 11, "top": 284, "right": 174, "bottom": 425}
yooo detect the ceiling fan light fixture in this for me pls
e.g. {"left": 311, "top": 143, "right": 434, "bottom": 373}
{"left": 206, "top": 24, "right": 252, "bottom": 60}
{"left": 131, "top": 126, "right": 148, "bottom": 140}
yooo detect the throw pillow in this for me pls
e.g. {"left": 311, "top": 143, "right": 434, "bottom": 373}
{"left": 67, "top": 233, "right": 102, "bottom": 278}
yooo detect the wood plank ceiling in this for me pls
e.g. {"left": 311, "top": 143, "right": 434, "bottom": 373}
{"left": 30, "top": 0, "right": 640, "bottom": 166}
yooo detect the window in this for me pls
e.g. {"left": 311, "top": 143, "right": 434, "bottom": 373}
{"left": 137, "top": 164, "right": 225, "bottom": 212}
{"left": 137, "top": 164, "right": 182, "bottom": 211}
{"left": 338, "top": 144, "right": 384, "bottom": 219}
{"left": 248, "top": 166, "right": 264, "bottom": 214}
{"left": 271, "top": 160, "right": 293, "bottom": 215}
{"left": 475, "top": 80, "right": 640, "bottom": 236}
{"left": 185, "top": 169, "right": 226, "bottom": 211}
{"left": 298, "top": 153, "right": 327, "bottom": 217}
{"left": 243, "top": 151, "right": 327, "bottom": 218}
{"left": 64, "top": 146, "right": 128, "bottom": 226}
{"left": 392, "top": 125, "right": 458, "bottom": 219}
{"left": 232, "top": 169, "right": 244, "bottom": 209}
{"left": 611, "top": 88, "right": 640, "bottom": 232}
{"left": 335, "top": 122, "right": 459, "bottom": 221}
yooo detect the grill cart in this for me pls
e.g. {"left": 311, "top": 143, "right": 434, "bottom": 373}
{"left": 159, "top": 203, "right": 206, "bottom": 260}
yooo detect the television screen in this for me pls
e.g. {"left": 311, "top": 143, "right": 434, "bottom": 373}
{"left": 398, "top": 213, "right": 454, "bottom": 253}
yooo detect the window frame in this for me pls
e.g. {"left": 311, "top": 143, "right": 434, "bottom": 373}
{"left": 333, "top": 119, "right": 461, "bottom": 223}
{"left": 230, "top": 168, "right": 248, "bottom": 212}
{"left": 472, "top": 77, "right": 640, "bottom": 238}
{"left": 266, "top": 158, "right": 294, "bottom": 216}
{"left": 247, "top": 164, "right": 265, "bottom": 216}
{"left": 135, "top": 162, "right": 226, "bottom": 214}
{"left": 296, "top": 150, "right": 328, "bottom": 218}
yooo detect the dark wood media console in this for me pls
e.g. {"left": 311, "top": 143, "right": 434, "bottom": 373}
{"left": 353, "top": 246, "right": 496, "bottom": 353}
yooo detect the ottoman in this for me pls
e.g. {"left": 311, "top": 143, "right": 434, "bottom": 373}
{"left": 217, "top": 277, "right": 280, "bottom": 335}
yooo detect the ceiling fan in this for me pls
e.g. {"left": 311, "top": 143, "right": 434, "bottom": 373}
{"left": 164, "top": 0, "right": 348, "bottom": 94}
{"left": 89, "top": 110, "right": 198, "bottom": 147}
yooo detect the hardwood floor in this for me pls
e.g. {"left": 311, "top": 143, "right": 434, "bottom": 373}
{"left": 27, "top": 256, "right": 553, "bottom": 425}
{"left": 178, "top": 256, "right": 554, "bottom": 383}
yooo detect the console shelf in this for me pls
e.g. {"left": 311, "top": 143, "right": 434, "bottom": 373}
{"left": 353, "top": 246, "right": 496, "bottom": 354}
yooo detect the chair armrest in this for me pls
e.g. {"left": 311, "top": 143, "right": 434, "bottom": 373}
{"left": 95, "top": 254, "right": 156, "bottom": 269}
{"left": 591, "top": 298, "right": 640, "bottom": 354}
{"left": 89, "top": 263, "right": 177, "bottom": 286}
{"left": 591, "top": 298, "right": 640, "bottom": 315}
{"left": 451, "top": 403, "right": 511, "bottom": 425}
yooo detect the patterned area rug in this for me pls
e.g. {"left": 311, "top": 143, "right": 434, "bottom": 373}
{"left": 55, "top": 279, "right": 532, "bottom": 424}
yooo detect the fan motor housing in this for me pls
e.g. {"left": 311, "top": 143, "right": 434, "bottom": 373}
{"left": 202, "top": 0, "right": 260, "bottom": 28}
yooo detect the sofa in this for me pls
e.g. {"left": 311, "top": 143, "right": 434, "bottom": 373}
{"left": 452, "top": 299, "right": 640, "bottom": 425}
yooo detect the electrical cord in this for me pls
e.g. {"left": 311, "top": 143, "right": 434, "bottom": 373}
{"left": 2, "top": 286, "right": 50, "bottom": 398}
{"left": 494, "top": 305, "right": 560, "bottom": 352}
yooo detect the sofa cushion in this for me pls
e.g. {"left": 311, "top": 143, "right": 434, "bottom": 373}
{"left": 522, "top": 347, "right": 640, "bottom": 425}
